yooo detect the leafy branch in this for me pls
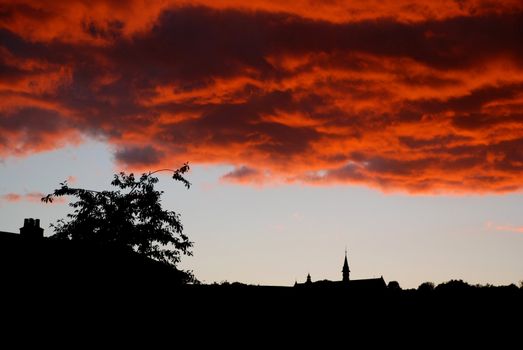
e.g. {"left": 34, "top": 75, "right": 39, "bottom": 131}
{"left": 41, "top": 163, "right": 193, "bottom": 277}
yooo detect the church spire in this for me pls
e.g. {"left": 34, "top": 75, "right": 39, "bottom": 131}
{"left": 342, "top": 248, "right": 350, "bottom": 282}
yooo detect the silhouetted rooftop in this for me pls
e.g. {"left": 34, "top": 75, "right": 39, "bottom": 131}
{"left": 0, "top": 220, "right": 189, "bottom": 292}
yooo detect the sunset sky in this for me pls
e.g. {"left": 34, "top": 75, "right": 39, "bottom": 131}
{"left": 1, "top": 0, "right": 523, "bottom": 288}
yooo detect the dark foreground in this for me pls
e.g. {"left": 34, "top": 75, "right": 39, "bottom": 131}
{"left": 5, "top": 281, "right": 522, "bottom": 343}
{"left": 1, "top": 235, "right": 521, "bottom": 341}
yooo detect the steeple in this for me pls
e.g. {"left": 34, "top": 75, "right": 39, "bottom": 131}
{"left": 342, "top": 248, "right": 350, "bottom": 282}
{"left": 306, "top": 273, "right": 312, "bottom": 284}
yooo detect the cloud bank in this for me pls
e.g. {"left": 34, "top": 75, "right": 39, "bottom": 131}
{"left": 1, "top": 0, "right": 523, "bottom": 193}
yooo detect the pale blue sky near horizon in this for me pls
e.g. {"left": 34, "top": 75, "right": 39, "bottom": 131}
{"left": 1, "top": 140, "right": 522, "bottom": 289}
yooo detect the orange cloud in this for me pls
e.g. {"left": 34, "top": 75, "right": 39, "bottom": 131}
{"left": 1, "top": 2, "right": 523, "bottom": 193}
{"left": 2, "top": 0, "right": 522, "bottom": 44}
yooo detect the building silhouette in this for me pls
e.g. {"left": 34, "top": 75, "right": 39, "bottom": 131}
{"left": 0, "top": 217, "right": 44, "bottom": 240}
{"left": 294, "top": 249, "right": 386, "bottom": 290}
{"left": 19, "top": 218, "right": 44, "bottom": 239}
{"left": 1, "top": 218, "right": 387, "bottom": 292}
{"left": 0, "top": 218, "right": 189, "bottom": 288}
{"left": 306, "top": 273, "right": 312, "bottom": 284}
{"left": 342, "top": 248, "right": 350, "bottom": 282}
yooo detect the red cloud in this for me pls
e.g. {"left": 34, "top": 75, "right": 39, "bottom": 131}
{"left": 66, "top": 175, "right": 77, "bottom": 184}
{"left": 1, "top": 192, "right": 65, "bottom": 204}
{"left": 494, "top": 225, "right": 523, "bottom": 233}
{"left": 1, "top": 193, "right": 22, "bottom": 202}
{"left": 1, "top": 2, "right": 523, "bottom": 193}
{"left": 486, "top": 221, "right": 523, "bottom": 234}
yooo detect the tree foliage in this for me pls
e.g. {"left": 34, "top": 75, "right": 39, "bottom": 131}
{"left": 418, "top": 281, "right": 435, "bottom": 293}
{"left": 42, "top": 164, "right": 193, "bottom": 273}
{"left": 387, "top": 280, "right": 401, "bottom": 291}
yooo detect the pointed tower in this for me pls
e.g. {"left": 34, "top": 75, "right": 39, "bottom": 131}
{"left": 342, "top": 249, "right": 350, "bottom": 283}
{"left": 306, "top": 273, "right": 312, "bottom": 285}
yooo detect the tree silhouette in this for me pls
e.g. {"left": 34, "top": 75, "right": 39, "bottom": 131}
{"left": 387, "top": 280, "right": 401, "bottom": 291}
{"left": 42, "top": 163, "right": 194, "bottom": 280}
{"left": 418, "top": 281, "right": 435, "bottom": 293}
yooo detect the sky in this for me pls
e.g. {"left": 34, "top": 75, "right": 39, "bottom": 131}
{"left": 1, "top": 0, "right": 523, "bottom": 288}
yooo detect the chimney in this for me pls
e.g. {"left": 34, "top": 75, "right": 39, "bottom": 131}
{"left": 20, "top": 218, "right": 44, "bottom": 239}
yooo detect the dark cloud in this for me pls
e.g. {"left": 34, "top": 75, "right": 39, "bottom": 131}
{"left": 222, "top": 166, "right": 262, "bottom": 182}
{"left": 83, "top": 19, "right": 124, "bottom": 40}
{"left": 157, "top": 90, "right": 322, "bottom": 158}
{"left": 0, "top": 107, "right": 72, "bottom": 152}
{"left": 114, "top": 145, "right": 164, "bottom": 166}
{"left": 401, "top": 83, "right": 523, "bottom": 118}
{"left": 109, "top": 7, "right": 523, "bottom": 81}
{"left": 0, "top": 107, "right": 64, "bottom": 132}
{"left": 399, "top": 135, "right": 473, "bottom": 149}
